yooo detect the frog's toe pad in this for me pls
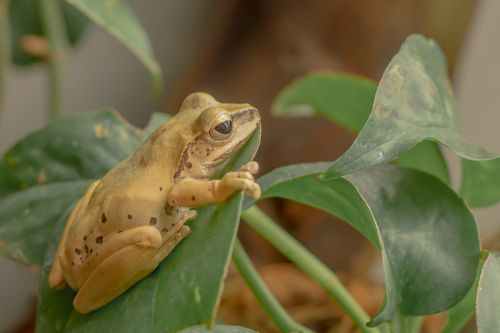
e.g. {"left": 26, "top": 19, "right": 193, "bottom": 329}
{"left": 239, "top": 161, "right": 259, "bottom": 174}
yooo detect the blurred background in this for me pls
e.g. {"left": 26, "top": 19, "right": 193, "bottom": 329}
{"left": 0, "top": 0, "right": 499, "bottom": 332}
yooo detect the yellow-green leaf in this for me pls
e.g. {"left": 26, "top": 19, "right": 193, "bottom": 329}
{"left": 66, "top": 0, "right": 162, "bottom": 90}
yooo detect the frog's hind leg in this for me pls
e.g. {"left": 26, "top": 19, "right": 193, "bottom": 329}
{"left": 155, "top": 225, "right": 191, "bottom": 262}
{"left": 73, "top": 226, "right": 162, "bottom": 313}
{"left": 49, "top": 181, "right": 100, "bottom": 290}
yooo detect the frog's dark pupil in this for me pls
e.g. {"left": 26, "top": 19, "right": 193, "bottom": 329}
{"left": 214, "top": 120, "right": 232, "bottom": 134}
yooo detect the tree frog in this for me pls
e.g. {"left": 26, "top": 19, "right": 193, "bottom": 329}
{"left": 48, "top": 92, "right": 261, "bottom": 313}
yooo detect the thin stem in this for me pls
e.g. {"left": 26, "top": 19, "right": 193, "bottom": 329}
{"left": 0, "top": 0, "right": 10, "bottom": 128}
{"left": 37, "top": 0, "right": 68, "bottom": 119}
{"left": 232, "top": 240, "right": 314, "bottom": 333}
{"left": 407, "top": 316, "right": 422, "bottom": 333}
{"left": 242, "top": 206, "right": 380, "bottom": 333}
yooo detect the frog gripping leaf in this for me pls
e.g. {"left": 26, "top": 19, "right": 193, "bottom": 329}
{"left": 47, "top": 93, "right": 261, "bottom": 313}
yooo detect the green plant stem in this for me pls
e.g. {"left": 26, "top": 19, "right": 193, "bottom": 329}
{"left": 242, "top": 206, "right": 380, "bottom": 333}
{"left": 0, "top": 0, "right": 10, "bottom": 127}
{"left": 232, "top": 240, "right": 314, "bottom": 333}
{"left": 407, "top": 316, "right": 422, "bottom": 333}
{"left": 37, "top": 0, "right": 68, "bottom": 119}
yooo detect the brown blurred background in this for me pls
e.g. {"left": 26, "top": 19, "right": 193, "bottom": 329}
{"left": 1, "top": 0, "right": 499, "bottom": 332}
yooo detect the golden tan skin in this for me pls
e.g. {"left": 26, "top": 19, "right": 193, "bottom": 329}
{"left": 48, "top": 92, "right": 261, "bottom": 313}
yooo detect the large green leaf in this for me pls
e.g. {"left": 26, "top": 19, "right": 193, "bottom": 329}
{"left": 247, "top": 163, "right": 480, "bottom": 327}
{"left": 0, "top": 109, "right": 144, "bottom": 264}
{"left": 322, "top": 34, "right": 496, "bottom": 180}
{"left": 271, "top": 72, "right": 449, "bottom": 184}
{"left": 460, "top": 158, "right": 500, "bottom": 208}
{"left": 245, "top": 162, "right": 379, "bottom": 247}
{"left": 67, "top": 0, "right": 162, "bottom": 89}
{"left": 272, "top": 73, "right": 376, "bottom": 133}
{"left": 179, "top": 325, "right": 258, "bottom": 333}
{"left": 477, "top": 252, "right": 500, "bottom": 333}
{"left": 348, "top": 166, "right": 479, "bottom": 325}
{"left": 9, "top": 0, "right": 87, "bottom": 66}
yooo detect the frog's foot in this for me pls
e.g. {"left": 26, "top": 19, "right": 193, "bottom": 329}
{"left": 220, "top": 168, "right": 261, "bottom": 199}
{"left": 156, "top": 225, "right": 191, "bottom": 261}
{"left": 73, "top": 226, "right": 162, "bottom": 313}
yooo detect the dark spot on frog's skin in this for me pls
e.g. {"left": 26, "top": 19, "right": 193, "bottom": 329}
{"left": 161, "top": 226, "right": 169, "bottom": 233}
{"left": 90, "top": 230, "right": 93, "bottom": 234}
{"left": 149, "top": 217, "right": 157, "bottom": 225}
{"left": 75, "top": 248, "right": 81, "bottom": 255}
{"left": 164, "top": 203, "right": 174, "bottom": 215}
{"left": 71, "top": 262, "right": 75, "bottom": 266}
{"left": 84, "top": 244, "right": 89, "bottom": 253}
{"left": 191, "top": 196, "right": 196, "bottom": 201}
{"left": 128, "top": 214, "right": 133, "bottom": 219}
{"left": 90, "top": 249, "right": 93, "bottom": 254}
{"left": 117, "top": 230, "right": 123, "bottom": 233}
{"left": 101, "top": 212, "right": 107, "bottom": 223}
{"left": 96, "top": 236, "right": 103, "bottom": 244}
{"left": 83, "top": 236, "right": 87, "bottom": 241}
{"left": 159, "top": 186, "right": 163, "bottom": 191}
{"left": 186, "top": 162, "right": 192, "bottom": 169}
{"left": 161, "top": 128, "right": 166, "bottom": 133}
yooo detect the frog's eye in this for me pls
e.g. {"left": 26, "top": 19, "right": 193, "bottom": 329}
{"left": 209, "top": 119, "right": 233, "bottom": 140}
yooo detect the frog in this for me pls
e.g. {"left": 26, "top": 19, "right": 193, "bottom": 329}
{"left": 48, "top": 92, "right": 261, "bottom": 313}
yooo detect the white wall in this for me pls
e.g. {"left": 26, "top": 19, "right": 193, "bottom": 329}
{"left": 454, "top": 0, "right": 500, "bottom": 240}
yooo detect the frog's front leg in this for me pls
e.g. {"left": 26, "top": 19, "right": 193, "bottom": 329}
{"left": 167, "top": 161, "right": 261, "bottom": 208}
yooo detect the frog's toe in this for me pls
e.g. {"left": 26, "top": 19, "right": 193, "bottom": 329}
{"left": 239, "top": 161, "right": 259, "bottom": 174}
{"left": 224, "top": 171, "right": 254, "bottom": 181}
{"left": 245, "top": 182, "right": 261, "bottom": 199}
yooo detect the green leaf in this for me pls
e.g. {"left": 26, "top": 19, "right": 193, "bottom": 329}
{"left": 348, "top": 166, "right": 479, "bottom": 325}
{"left": 272, "top": 72, "right": 376, "bottom": 133}
{"left": 249, "top": 163, "right": 479, "bottom": 326}
{"left": 395, "top": 140, "right": 449, "bottom": 185}
{"left": 460, "top": 158, "right": 500, "bottom": 208}
{"left": 9, "top": 0, "right": 87, "bottom": 66}
{"left": 245, "top": 162, "right": 379, "bottom": 247}
{"left": 66, "top": 0, "right": 162, "bottom": 90}
{"left": 179, "top": 325, "right": 258, "bottom": 333}
{"left": 0, "top": 109, "right": 142, "bottom": 264}
{"left": 322, "top": 34, "right": 496, "bottom": 180}
{"left": 271, "top": 72, "right": 449, "bottom": 184}
{"left": 477, "top": 252, "right": 500, "bottom": 333}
